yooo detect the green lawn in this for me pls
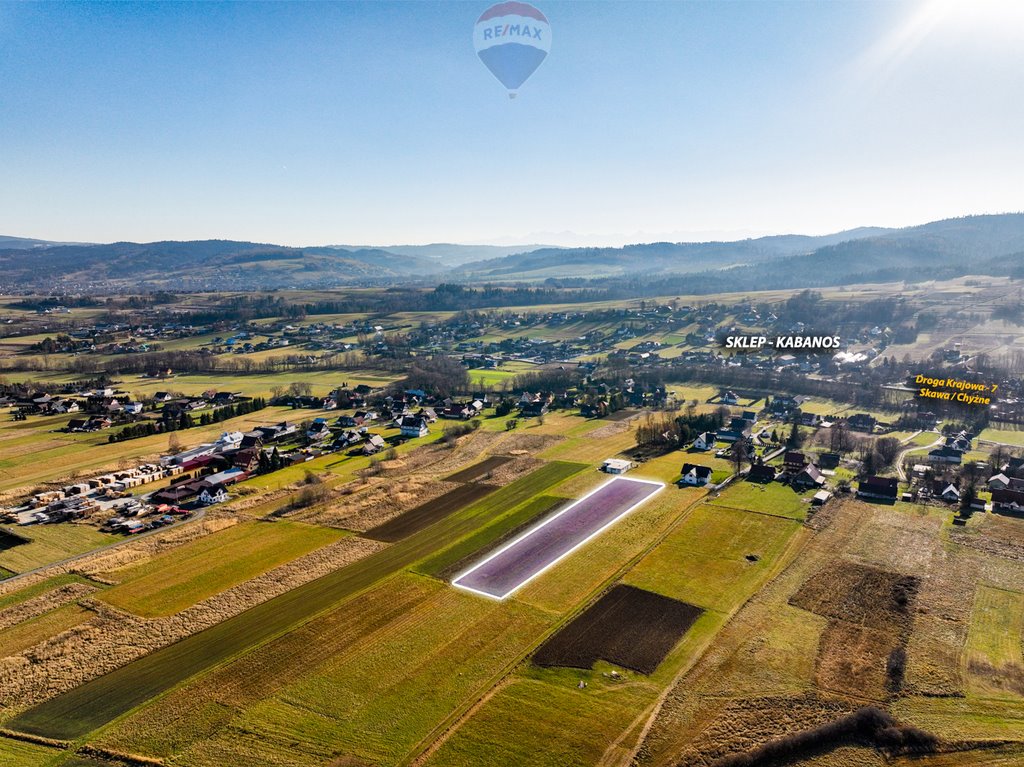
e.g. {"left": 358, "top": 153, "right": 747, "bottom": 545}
{"left": 980, "top": 425, "right": 1024, "bottom": 447}
{"left": 99, "top": 520, "right": 346, "bottom": 617}
{"left": 624, "top": 504, "right": 802, "bottom": 612}
{"left": 706, "top": 480, "right": 813, "bottom": 521}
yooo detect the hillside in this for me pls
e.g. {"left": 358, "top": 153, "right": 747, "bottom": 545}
{"left": 452, "top": 227, "right": 894, "bottom": 280}
{"left": 0, "top": 240, "right": 442, "bottom": 291}
{"left": 330, "top": 243, "right": 553, "bottom": 266}
{"left": 0, "top": 235, "right": 89, "bottom": 250}
{"left": 455, "top": 215, "right": 1024, "bottom": 290}
{"left": 2, "top": 214, "right": 1022, "bottom": 293}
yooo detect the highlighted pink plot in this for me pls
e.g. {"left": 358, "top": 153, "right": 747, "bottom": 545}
{"left": 453, "top": 476, "right": 663, "bottom": 599}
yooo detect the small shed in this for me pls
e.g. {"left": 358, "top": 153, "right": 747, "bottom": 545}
{"left": 601, "top": 458, "right": 632, "bottom": 475}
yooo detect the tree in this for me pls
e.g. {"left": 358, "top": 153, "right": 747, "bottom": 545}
{"left": 167, "top": 432, "right": 183, "bottom": 455}
{"left": 990, "top": 444, "right": 1010, "bottom": 471}
{"left": 874, "top": 437, "right": 902, "bottom": 468}
{"left": 829, "top": 421, "right": 853, "bottom": 453}
{"left": 960, "top": 460, "right": 982, "bottom": 516}
{"left": 400, "top": 355, "right": 469, "bottom": 399}
{"left": 731, "top": 438, "right": 750, "bottom": 475}
{"left": 959, "top": 483, "right": 978, "bottom": 517}
{"left": 786, "top": 417, "right": 803, "bottom": 449}
{"left": 505, "top": 418, "right": 518, "bottom": 431}
{"left": 860, "top": 447, "right": 878, "bottom": 478}
{"left": 495, "top": 398, "right": 515, "bottom": 417}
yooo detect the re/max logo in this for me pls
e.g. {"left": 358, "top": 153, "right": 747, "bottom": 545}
{"left": 482, "top": 24, "right": 543, "bottom": 40}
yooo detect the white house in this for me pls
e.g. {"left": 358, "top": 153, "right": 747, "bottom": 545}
{"left": 398, "top": 415, "right": 429, "bottom": 439}
{"left": 216, "top": 431, "right": 245, "bottom": 448}
{"left": 198, "top": 486, "right": 229, "bottom": 505}
{"left": 362, "top": 434, "right": 387, "bottom": 455}
{"left": 679, "top": 463, "right": 714, "bottom": 487}
{"left": 692, "top": 432, "right": 717, "bottom": 451}
{"left": 988, "top": 473, "right": 1011, "bottom": 491}
{"left": 601, "top": 458, "right": 632, "bottom": 475}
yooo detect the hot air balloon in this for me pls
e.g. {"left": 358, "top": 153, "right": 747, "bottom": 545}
{"left": 473, "top": 2, "right": 551, "bottom": 98}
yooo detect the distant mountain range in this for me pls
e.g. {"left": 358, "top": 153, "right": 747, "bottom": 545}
{"left": 1, "top": 214, "right": 1022, "bottom": 293}
{"left": 0, "top": 235, "right": 89, "bottom": 250}
{"left": 329, "top": 243, "right": 553, "bottom": 267}
{"left": 449, "top": 227, "right": 895, "bottom": 280}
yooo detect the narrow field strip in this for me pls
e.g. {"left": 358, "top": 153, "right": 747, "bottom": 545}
{"left": 444, "top": 455, "right": 513, "bottom": 484}
{"left": 454, "top": 477, "right": 663, "bottom": 600}
{"left": 363, "top": 483, "right": 498, "bottom": 543}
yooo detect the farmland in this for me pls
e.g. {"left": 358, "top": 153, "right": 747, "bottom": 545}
{"left": 0, "top": 524, "right": 115, "bottom": 574}
{"left": 532, "top": 584, "right": 703, "bottom": 674}
{"left": 98, "top": 520, "right": 346, "bottom": 616}
{"left": 0, "top": 276, "right": 1021, "bottom": 766}
{"left": 964, "top": 585, "right": 1024, "bottom": 698}
{"left": 364, "top": 482, "right": 497, "bottom": 542}
{"left": 6, "top": 460, "right": 587, "bottom": 740}
{"left": 0, "top": 603, "right": 91, "bottom": 657}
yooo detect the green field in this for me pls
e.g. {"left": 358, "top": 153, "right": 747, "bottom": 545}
{"left": 0, "top": 405, "right": 296, "bottom": 494}
{"left": 196, "top": 576, "right": 548, "bottom": 766}
{"left": 0, "top": 737, "right": 56, "bottom": 767}
{"left": 894, "top": 697, "right": 1024, "bottom": 742}
{"left": 0, "top": 525, "right": 116, "bottom": 574}
{"left": 979, "top": 425, "right": 1024, "bottom": 447}
{"left": 0, "top": 574, "right": 93, "bottom": 612}
{"left": 624, "top": 503, "right": 802, "bottom": 612}
{"left": 424, "top": 671, "right": 655, "bottom": 767}
{"left": 426, "top": 490, "right": 804, "bottom": 767}
{"left": 99, "top": 521, "right": 346, "bottom": 617}
{"left": 706, "top": 480, "right": 813, "bottom": 521}
{"left": 27, "top": 369, "right": 398, "bottom": 401}
{"left": 964, "top": 585, "right": 1024, "bottom": 699}
{"left": 7, "top": 460, "right": 586, "bottom": 740}
{"left": 416, "top": 494, "right": 568, "bottom": 578}
{"left": 0, "top": 603, "right": 91, "bottom": 657}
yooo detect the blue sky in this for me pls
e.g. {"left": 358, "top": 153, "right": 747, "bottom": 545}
{"left": 1, "top": 0, "right": 1021, "bottom": 246}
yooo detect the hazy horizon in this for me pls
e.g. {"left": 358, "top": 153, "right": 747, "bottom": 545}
{"left": 7, "top": 210, "right": 1023, "bottom": 251}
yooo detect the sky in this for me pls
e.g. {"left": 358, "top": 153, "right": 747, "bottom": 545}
{"left": 0, "top": 0, "right": 1022, "bottom": 247}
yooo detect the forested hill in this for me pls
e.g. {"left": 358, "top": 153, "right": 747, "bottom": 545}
{"left": 0, "top": 240, "right": 443, "bottom": 291}
{"left": 1, "top": 214, "right": 1022, "bottom": 293}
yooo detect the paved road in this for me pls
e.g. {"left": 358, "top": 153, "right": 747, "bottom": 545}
{"left": 895, "top": 432, "right": 941, "bottom": 481}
